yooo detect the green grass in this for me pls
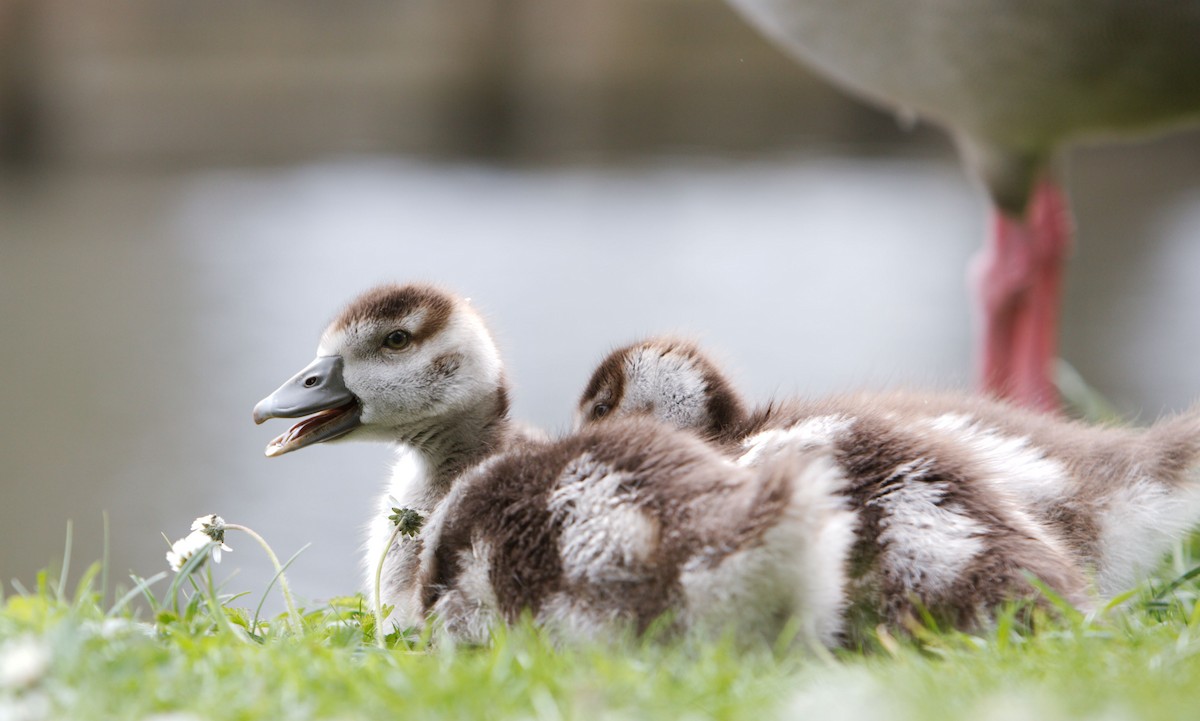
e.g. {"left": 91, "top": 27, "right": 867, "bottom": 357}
{"left": 5, "top": 534, "right": 1200, "bottom": 720}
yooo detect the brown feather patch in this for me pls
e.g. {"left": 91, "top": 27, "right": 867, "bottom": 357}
{"left": 330, "top": 283, "right": 455, "bottom": 343}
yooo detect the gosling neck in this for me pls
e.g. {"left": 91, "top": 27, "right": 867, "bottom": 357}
{"left": 395, "top": 384, "right": 514, "bottom": 491}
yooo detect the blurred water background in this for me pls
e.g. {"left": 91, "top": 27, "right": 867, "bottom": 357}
{"left": 2, "top": 0, "right": 1199, "bottom": 612}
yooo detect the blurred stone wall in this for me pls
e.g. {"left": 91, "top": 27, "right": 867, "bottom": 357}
{"left": 0, "top": 0, "right": 931, "bottom": 168}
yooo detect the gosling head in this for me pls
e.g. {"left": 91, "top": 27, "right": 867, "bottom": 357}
{"left": 253, "top": 283, "right": 506, "bottom": 457}
{"left": 576, "top": 337, "right": 747, "bottom": 439}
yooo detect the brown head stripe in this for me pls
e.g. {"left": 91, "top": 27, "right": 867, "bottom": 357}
{"left": 698, "top": 364, "right": 747, "bottom": 439}
{"left": 330, "top": 283, "right": 455, "bottom": 343}
{"left": 578, "top": 345, "right": 630, "bottom": 411}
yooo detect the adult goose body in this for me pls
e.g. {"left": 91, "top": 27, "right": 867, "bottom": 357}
{"left": 725, "top": 0, "right": 1200, "bottom": 410}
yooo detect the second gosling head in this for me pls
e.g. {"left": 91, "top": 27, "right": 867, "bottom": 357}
{"left": 576, "top": 337, "right": 747, "bottom": 439}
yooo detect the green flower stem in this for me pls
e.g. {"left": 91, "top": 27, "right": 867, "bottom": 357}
{"left": 373, "top": 523, "right": 408, "bottom": 649}
{"left": 226, "top": 523, "right": 302, "bottom": 632}
{"left": 202, "top": 563, "right": 242, "bottom": 640}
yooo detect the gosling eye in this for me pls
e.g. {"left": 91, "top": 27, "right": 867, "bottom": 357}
{"left": 383, "top": 330, "right": 412, "bottom": 350}
{"left": 591, "top": 403, "right": 611, "bottom": 420}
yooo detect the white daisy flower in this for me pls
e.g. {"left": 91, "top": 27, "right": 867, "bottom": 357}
{"left": 0, "top": 636, "right": 50, "bottom": 691}
{"left": 165, "top": 529, "right": 232, "bottom": 573}
{"left": 190, "top": 514, "right": 227, "bottom": 544}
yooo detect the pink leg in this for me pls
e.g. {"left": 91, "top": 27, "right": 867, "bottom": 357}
{"left": 970, "top": 180, "right": 1073, "bottom": 412}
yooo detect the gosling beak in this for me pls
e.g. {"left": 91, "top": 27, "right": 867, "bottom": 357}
{"left": 253, "top": 355, "right": 363, "bottom": 457}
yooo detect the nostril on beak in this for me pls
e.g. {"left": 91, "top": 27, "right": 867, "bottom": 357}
{"left": 304, "top": 376, "right": 320, "bottom": 388}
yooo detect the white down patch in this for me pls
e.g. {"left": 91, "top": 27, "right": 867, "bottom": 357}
{"left": 622, "top": 348, "right": 710, "bottom": 431}
{"left": 428, "top": 539, "right": 501, "bottom": 646}
{"left": 869, "top": 459, "right": 985, "bottom": 595}
{"left": 737, "top": 415, "right": 853, "bottom": 468}
{"left": 920, "top": 413, "right": 1079, "bottom": 565}
{"left": 1095, "top": 475, "right": 1200, "bottom": 595}
{"left": 679, "top": 450, "right": 857, "bottom": 647}
{"left": 924, "top": 413, "right": 1070, "bottom": 506}
{"left": 548, "top": 453, "right": 661, "bottom": 584}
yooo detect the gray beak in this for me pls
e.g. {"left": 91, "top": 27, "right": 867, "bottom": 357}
{"left": 253, "top": 355, "right": 362, "bottom": 457}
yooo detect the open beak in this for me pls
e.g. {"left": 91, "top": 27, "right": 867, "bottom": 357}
{"left": 253, "top": 355, "right": 362, "bottom": 457}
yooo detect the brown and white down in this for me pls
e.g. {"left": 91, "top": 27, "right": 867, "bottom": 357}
{"left": 577, "top": 338, "right": 1200, "bottom": 614}
{"left": 251, "top": 286, "right": 1140, "bottom": 647}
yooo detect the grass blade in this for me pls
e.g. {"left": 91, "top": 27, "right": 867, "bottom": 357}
{"left": 1152, "top": 565, "right": 1200, "bottom": 601}
{"left": 71, "top": 562, "right": 103, "bottom": 610}
{"left": 110, "top": 572, "right": 168, "bottom": 617}
{"left": 1103, "top": 588, "right": 1140, "bottom": 613}
{"left": 252, "top": 542, "right": 311, "bottom": 634}
{"left": 1024, "top": 573, "right": 1085, "bottom": 626}
{"left": 101, "top": 510, "right": 111, "bottom": 608}
{"left": 57, "top": 519, "right": 74, "bottom": 603}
